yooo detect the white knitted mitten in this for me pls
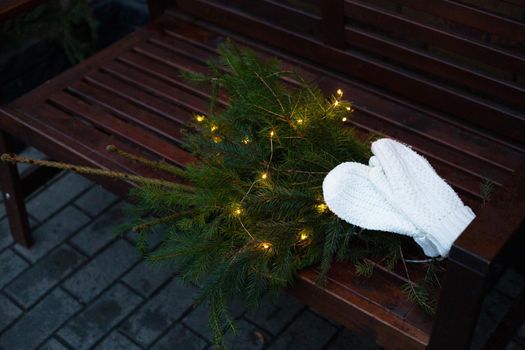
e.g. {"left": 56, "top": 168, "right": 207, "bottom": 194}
{"left": 368, "top": 139, "right": 475, "bottom": 257}
{"left": 322, "top": 162, "right": 424, "bottom": 238}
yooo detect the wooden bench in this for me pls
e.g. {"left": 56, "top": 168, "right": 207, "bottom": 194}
{"left": 1, "top": 1, "right": 524, "bottom": 349}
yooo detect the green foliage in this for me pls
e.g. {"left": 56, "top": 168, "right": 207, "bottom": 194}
{"left": 0, "top": 0, "right": 98, "bottom": 63}
{"left": 354, "top": 260, "right": 374, "bottom": 277}
{"left": 480, "top": 178, "right": 495, "bottom": 205}
{"left": 128, "top": 42, "right": 433, "bottom": 347}
{"left": 402, "top": 282, "right": 436, "bottom": 315}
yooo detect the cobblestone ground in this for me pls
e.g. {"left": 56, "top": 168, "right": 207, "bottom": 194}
{"left": 0, "top": 149, "right": 524, "bottom": 350}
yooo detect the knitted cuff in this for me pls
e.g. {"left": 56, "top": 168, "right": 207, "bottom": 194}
{"left": 425, "top": 205, "right": 476, "bottom": 257}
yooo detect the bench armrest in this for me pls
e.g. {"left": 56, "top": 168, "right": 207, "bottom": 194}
{"left": 450, "top": 162, "right": 525, "bottom": 275}
{"left": 0, "top": 0, "right": 47, "bottom": 22}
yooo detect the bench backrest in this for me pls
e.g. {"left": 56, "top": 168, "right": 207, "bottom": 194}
{"left": 172, "top": 0, "right": 525, "bottom": 145}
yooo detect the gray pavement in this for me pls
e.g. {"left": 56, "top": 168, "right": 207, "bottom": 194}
{"left": 0, "top": 162, "right": 524, "bottom": 349}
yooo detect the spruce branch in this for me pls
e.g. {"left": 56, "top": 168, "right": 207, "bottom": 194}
{"left": 106, "top": 144, "right": 189, "bottom": 178}
{"left": 132, "top": 211, "right": 195, "bottom": 233}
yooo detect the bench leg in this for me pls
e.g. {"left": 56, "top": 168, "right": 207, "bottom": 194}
{"left": 0, "top": 131, "right": 32, "bottom": 247}
{"left": 427, "top": 260, "right": 488, "bottom": 350}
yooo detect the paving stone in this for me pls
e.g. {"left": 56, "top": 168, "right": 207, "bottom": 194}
{"left": 126, "top": 222, "right": 166, "bottom": 251}
{"left": 5, "top": 244, "right": 86, "bottom": 308}
{"left": 17, "top": 147, "right": 47, "bottom": 173}
{"left": 245, "top": 294, "right": 304, "bottom": 335}
{"left": 518, "top": 321, "right": 525, "bottom": 338}
{"left": 122, "top": 260, "right": 177, "bottom": 298}
{"left": 266, "top": 310, "right": 338, "bottom": 350}
{"left": 0, "top": 248, "right": 29, "bottom": 289}
{"left": 14, "top": 206, "right": 90, "bottom": 263}
{"left": 74, "top": 185, "right": 119, "bottom": 217}
{"left": 472, "top": 290, "right": 514, "bottom": 350}
{"left": 219, "top": 318, "right": 271, "bottom": 350}
{"left": 0, "top": 288, "right": 81, "bottom": 350}
{"left": 120, "top": 278, "right": 200, "bottom": 347}
{"left": 151, "top": 324, "right": 208, "bottom": 350}
{"left": 0, "top": 218, "right": 13, "bottom": 251}
{"left": 39, "top": 338, "right": 70, "bottom": 350}
{"left": 95, "top": 331, "right": 142, "bottom": 350}
{"left": 507, "top": 340, "right": 525, "bottom": 350}
{"left": 326, "top": 329, "right": 380, "bottom": 350}
{"left": 0, "top": 294, "right": 22, "bottom": 332}
{"left": 58, "top": 283, "right": 143, "bottom": 350}
{"left": 496, "top": 268, "right": 525, "bottom": 299}
{"left": 183, "top": 298, "right": 246, "bottom": 341}
{"left": 63, "top": 239, "right": 140, "bottom": 303}
{"left": 26, "top": 173, "right": 92, "bottom": 221}
{"left": 70, "top": 204, "right": 126, "bottom": 256}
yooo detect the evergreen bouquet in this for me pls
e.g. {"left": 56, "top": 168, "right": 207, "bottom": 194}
{"left": 2, "top": 42, "right": 441, "bottom": 348}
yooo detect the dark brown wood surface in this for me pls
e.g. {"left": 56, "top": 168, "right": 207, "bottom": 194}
{"left": 0, "top": 0, "right": 46, "bottom": 21}
{"left": 176, "top": 0, "right": 525, "bottom": 144}
{"left": 1, "top": 1, "right": 524, "bottom": 349}
{"left": 0, "top": 131, "right": 32, "bottom": 246}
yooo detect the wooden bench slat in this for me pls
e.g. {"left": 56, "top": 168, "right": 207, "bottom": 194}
{"left": 46, "top": 91, "right": 193, "bottom": 166}
{"left": 67, "top": 81, "right": 184, "bottom": 144}
{"left": 394, "top": 0, "right": 525, "bottom": 41}
{"left": 218, "top": 0, "right": 322, "bottom": 37}
{"left": 100, "top": 60, "right": 209, "bottom": 116}
{"left": 344, "top": 0, "right": 525, "bottom": 75}
{"left": 345, "top": 26, "right": 525, "bottom": 110}
{"left": 0, "top": 0, "right": 46, "bottom": 21}
{"left": 84, "top": 71, "right": 193, "bottom": 126}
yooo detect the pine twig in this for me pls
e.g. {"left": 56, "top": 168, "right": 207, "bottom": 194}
{"left": 132, "top": 211, "right": 194, "bottom": 233}
{"left": 106, "top": 145, "right": 188, "bottom": 178}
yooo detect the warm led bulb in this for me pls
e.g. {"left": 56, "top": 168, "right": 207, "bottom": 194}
{"left": 270, "top": 130, "right": 275, "bottom": 137}
{"left": 261, "top": 172, "right": 268, "bottom": 180}
{"left": 297, "top": 119, "right": 304, "bottom": 124}
{"left": 298, "top": 228, "right": 312, "bottom": 243}
{"left": 233, "top": 207, "right": 242, "bottom": 217}
{"left": 195, "top": 115, "right": 205, "bottom": 122}
{"left": 316, "top": 203, "right": 328, "bottom": 213}
{"left": 242, "top": 137, "right": 251, "bottom": 144}
{"left": 346, "top": 107, "right": 351, "bottom": 111}
{"left": 212, "top": 135, "right": 222, "bottom": 143}
{"left": 260, "top": 242, "right": 271, "bottom": 250}
{"left": 210, "top": 125, "right": 218, "bottom": 132}
{"left": 333, "top": 100, "right": 339, "bottom": 107}
{"left": 341, "top": 117, "right": 347, "bottom": 122}
{"left": 337, "top": 89, "right": 343, "bottom": 96}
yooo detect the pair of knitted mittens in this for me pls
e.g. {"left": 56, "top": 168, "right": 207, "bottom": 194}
{"left": 322, "top": 138, "right": 475, "bottom": 258}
